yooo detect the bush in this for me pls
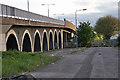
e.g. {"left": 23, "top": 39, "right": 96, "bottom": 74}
{"left": 77, "top": 22, "right": 95, "bottom": 47}
{"left": 104, "top": 44, "right": 109, "bottom": 47}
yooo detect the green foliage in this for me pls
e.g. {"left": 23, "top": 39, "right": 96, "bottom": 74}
{"left": 77, "top": 22, "right": 95, "bottom": 47}
{"left": 2, "top": 50, "right": 60, "bottom": 78}
{"left": 94, "top": 16, "right": 118, "bottom": 40}
{"left": 103, "top": 44, "right": 109, "bottom": 47}
{"left": 93, "top": 34, "right": 103, "bottom": 41}
{"left": 104, "top": 41, "right": 109, "bottom": 47}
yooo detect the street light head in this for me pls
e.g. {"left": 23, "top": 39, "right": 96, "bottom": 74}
{"left": 41, "top": 4, "right": 55, "bottom": 6}
{"left": 53, "top": 13, "right": 64, "bottom": 15}
{"left": 83, "top": 9, "right": 87, "bottom": 11}
{"left": 52, "top": 4, "right": 55, "bottom": 5}
{"left": 53, "top": 14, "right": 56, "bottom": 15}
{"left": 41, "top": 4, "right": 45, "bottom": 5}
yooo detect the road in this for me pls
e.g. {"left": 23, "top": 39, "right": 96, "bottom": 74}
{"left": 28, "top": 47, "right": 118, "bottom": 78}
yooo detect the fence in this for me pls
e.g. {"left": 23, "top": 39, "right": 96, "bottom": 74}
{"left": 0, "top": 3, "right": 64, "bottom": 25}
{"left": 91, "top": 39, "right": 118, "bottom": 47}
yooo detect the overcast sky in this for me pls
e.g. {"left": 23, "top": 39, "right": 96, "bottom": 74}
{"left": 1, "top": 0, "right": 119, "bottom": 26}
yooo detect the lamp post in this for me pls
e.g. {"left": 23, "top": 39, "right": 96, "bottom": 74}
{"left": 41, "top": 4, "right": 55, "bottom": 17}
{"left": 27, "top": 0, "right": 29, "bottom": 11}
{"left": 75, "top": 9, "right": 87, "bottom": 48}
{"left": 53, "top": 13, "right": 64, "bottom": 19}
{"left": 27, "top": 0, "right": 30, "bottom": 25}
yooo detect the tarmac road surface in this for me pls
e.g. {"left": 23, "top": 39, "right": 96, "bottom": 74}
{"left": 28, "top": 47, "right": 118, "bottom": 78}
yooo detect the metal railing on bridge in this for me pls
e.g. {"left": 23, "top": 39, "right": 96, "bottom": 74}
{"left": 0, "top": 3, "right": 64, "bottom": 25}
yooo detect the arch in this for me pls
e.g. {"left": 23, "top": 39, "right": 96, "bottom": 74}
{"left": 42, "top": 30, "right": 48, "bottom": 51}
{"left": 54, "top": 30, "right": 58, "bottom": 49}
{"left": 63, "top": 31, "right": 67, "bottom": 48}
{"left": 58, "top": 31, "right": 61, "bottom": 49}
{"left": 6, "top": 29, "right": 20, "bottom": 51}
{"left": 34, "top": 30, "right": 41, "bottom": 52}
{"left": 21, "top": 30, "right": 32, "bottom": 52}
{"left": 49, "top": 30, "right": 54, "bottom": 50}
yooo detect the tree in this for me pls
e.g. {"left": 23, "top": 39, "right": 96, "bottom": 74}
{"left": 94, "top": 16, "right": 118, "bottom": 40}
{"left": 94, "top": 34, "right": 103, "bottom": 41}
{"left": 77, "top": 22, "right": 95, "bottom": 47}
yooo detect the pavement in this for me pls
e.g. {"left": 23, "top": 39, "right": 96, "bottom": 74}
{"left": 28, "top": 47, "right": 119, "bottom": 78}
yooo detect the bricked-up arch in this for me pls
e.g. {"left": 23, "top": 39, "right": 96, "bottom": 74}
{"left": 6, "top": 29, "right": 20, "bottom": 51}
{"left": 54, "top": 31, "right": 58, "bottom": 49}
{"left": 43, "top": 32, "right": 48, "bottom": 51}
{"left": 34, "top": 31, "right": 41, "bottom": 52}
{"left": 21, "top": 30, "right": 32, "bottom": 52}
{"left": 49, "top": 31, "right": 53, "bottom": 50}
{"left": 59, "top": 32, "right": 61, "bottom": 49}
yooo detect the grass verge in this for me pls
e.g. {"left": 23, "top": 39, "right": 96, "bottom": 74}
{"left": 49, "top": 49, "right": 57, "bottom": 52}
{"left": 78, "top": 47, "right": 86, "bottom": 52}
{"left": 69, "top": 47, "right": 86, "bottom": 54}
{"left": 69, "top": 51, "right": 78, "bottom": 54}
{"left": 2, "top": 50, "right": 60, "bottom": 78}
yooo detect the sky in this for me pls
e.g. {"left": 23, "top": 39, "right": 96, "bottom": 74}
{"left": 0, "top": 0, "right": 119, "bottom": 27}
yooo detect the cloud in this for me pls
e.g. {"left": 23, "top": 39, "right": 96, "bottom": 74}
{"left": 1, "top": 0, "right": 119, "bottom": 27}
{"left": 59, "top": 0, "right": 118, "bottom": 27}
{"left": 95, "top": 1, "right": 118, "bottom": 12}
{"left": 73, "top": 0, "right": 99, "bottom": 7}
{"left": 72, "top": 0, "right": 118, "bottom": 14}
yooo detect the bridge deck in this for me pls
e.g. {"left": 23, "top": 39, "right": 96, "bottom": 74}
{"left": 0, "top": 3, "right": 76, "bottom": 31}
{"left": 0, "top": 3, "right": 64, "bottom": 25}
